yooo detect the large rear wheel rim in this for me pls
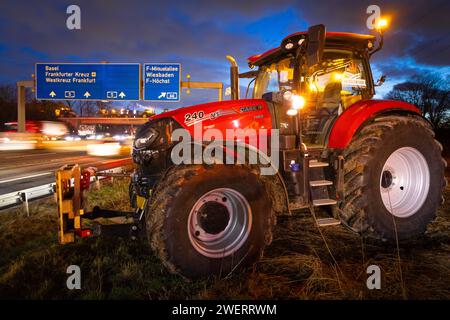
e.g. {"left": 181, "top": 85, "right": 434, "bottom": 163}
{"left": 380, "top": 146, "right": 430, "bottom": 218}
{"left": 188, "top": 188, "right": 252, "bottom": 258}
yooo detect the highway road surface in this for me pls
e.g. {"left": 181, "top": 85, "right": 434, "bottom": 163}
{"left": 0, "top": 149, "right": 132, "bottom": 194}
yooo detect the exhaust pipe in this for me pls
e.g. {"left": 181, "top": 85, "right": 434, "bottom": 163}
{"left": 226, "top": 55, "right": 239, "bottom": 100}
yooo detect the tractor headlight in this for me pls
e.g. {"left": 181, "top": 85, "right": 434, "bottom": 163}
{"left": 284, "top": 93, "right": 305, "bottom": 116}
{"left": 286, "top": 109, "right": 298, "bottom": 116}
{"left": 134, "top": 127, "right": 159, "bottom": 149}
{"left": 283, "top": 91, "right": 306, "bottom": 110}
{"left": 291, "top": 94, "right": 305, "bottom": 110}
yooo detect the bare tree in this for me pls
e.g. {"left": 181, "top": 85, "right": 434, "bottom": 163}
{"left": 80, "top": 101, "right": 99, "bottom": 117}
{"left": 0, "top": 84, "right": 17, "bottom": 123}
{"left": 64, "top": 100, "right": 77, "bottom": 110}
{"left": 385, "top": 73, "right": 449, "bottom": 129}
{"left": 95, "top": 100, "right": 112, "bottom": 116}
{"left": 65, "top": 100, "right": 99, "bottom": 117}
{"left": 0, "top": 84, "right": 17, "bottom": 103}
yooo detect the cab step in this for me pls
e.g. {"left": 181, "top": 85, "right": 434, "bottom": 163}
{"left": 316, "top": 217, "right": 341, "bottom": 227}
{"left": 309, "top": 160, "right": 329, "bottom": 168}
{"left": 312, "top": 198, "right": 337, "bottom": 206}
{"left": 309, "top": 179, "right": 333, "bottom": 187}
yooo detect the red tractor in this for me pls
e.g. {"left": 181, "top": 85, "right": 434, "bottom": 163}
{"left": 58, "top": 25, "right": 445, "bottom": 278}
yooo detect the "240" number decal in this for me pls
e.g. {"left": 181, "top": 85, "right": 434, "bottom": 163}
{"left": 184, "top": 111, "right": 205, "bottom": 122}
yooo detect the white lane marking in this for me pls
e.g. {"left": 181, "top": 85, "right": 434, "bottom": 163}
{"left": 0, "top": 172, "right": 53, "bottom": 184}
{"left": 0, "top": 155, "right": 90, "bottom": 170}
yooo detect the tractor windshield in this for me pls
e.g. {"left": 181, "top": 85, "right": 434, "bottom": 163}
{"left": 253, "top": 57, "right": 296, "bottom": 98}
{"left": 253, "top": 49, "right": 371, "bottom": 106}
{"left": 308, "top": 50, "right": 369, "bottom": 107}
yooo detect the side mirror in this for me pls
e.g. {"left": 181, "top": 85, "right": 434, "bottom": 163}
{"left": 375, "top": 75, "right": 386, "bottom": 86}
{"left": 306, "top": 24, "right": 326, "bottom": 67}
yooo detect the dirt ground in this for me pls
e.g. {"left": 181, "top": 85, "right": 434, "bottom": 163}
{"left": 0, "top": 174, "right": 449, "bottom": 300}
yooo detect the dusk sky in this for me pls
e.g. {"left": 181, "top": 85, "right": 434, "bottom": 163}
{"left": 0, "top": 0, "right": 449, "bottom": 110}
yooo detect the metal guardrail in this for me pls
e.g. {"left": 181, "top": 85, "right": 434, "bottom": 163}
{"left": 0, "top": 183, "right": 56, "bottom": 212}
{"left": 0, "top": 165, "right": 131, "bottom": 214}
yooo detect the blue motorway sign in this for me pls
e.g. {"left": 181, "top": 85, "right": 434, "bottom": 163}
{"left": 35, "top": 63, "right": 141, "bottom": 101}
{"left": 143, "top": 63, "right": 181, "bottom": 102}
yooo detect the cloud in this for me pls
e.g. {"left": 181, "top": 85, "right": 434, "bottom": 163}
{"left": 287, "top": 0, "right": 450, "bottom": 66}
{"left": 0, "top": 0, "right": 448, "bottom": 108}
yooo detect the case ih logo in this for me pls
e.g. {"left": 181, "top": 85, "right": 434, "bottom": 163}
{"left": 240, "top": 105, "right": 262, "bottom": 113}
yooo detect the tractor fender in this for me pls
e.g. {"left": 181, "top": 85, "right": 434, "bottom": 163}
{"left": 235, "top": 142, "right": 290, "bottom": 216}
{"left": 327, "top": 99, "right": 421, "bottom": 149}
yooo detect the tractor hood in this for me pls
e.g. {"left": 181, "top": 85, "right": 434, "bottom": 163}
{"left": 148, "top": 99, "right": 273, "bottom": 133}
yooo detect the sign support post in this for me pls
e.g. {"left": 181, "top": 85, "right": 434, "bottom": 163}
{"left": 181, "top": 81, "right": 223, "bottom": 102}
{"left": 16, "top": 80, "right": 34, "bottom": 133}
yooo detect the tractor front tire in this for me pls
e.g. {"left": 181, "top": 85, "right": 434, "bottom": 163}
{"left": 338, "top": 115, "right": 445, "bottom": 240}
{"left": 146, "top": 164, "right": 274, "bottom": 278}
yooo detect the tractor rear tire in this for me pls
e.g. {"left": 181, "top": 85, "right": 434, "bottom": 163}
{"left": 338, "top": 115, "right": 445, "bottom": 240}
{"left": 146, "top": 164, "right": 275, "bottom": 278}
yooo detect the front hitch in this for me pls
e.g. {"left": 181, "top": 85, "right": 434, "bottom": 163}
{"left": 55, "top": 164, "right": 147, "bottom": 244}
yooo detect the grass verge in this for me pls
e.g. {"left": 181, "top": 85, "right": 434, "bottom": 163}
{"left": 0, "top": 177, "right": 449, "bottom": 299}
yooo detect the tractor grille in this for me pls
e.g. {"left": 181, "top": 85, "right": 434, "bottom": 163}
{"left": 132, "top": 117, "right": 182, "bottom": 167}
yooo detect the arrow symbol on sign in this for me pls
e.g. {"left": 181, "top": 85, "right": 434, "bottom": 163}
{"left": 49, "top": 91, "right": 56, "bottom": 98}
{"left": 119, "top": 92, "right": 126, "bottom": 99}
{"left": 158, "top": 92, "right": 166, "bottom": 99}
{"left": 84, "top": 91, "right": 91, "bottom": 98}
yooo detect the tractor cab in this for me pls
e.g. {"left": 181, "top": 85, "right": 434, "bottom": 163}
{"left": 247, "top": 27, "right": 377, "bottom": 148}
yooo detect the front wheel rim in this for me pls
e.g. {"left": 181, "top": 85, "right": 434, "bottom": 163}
{"left": 379, "top": 147, "right": 430, "bottom": 218}
{"left": 188, "top": 188, "right": 252, "bottom": 258}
